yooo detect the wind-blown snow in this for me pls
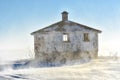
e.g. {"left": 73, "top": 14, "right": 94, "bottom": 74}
{"left": 0, "top": 57, "right": 120, "bottom": 80}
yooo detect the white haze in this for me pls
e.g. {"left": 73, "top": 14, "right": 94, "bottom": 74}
{"left": 0, "top": 57, "right": 120, "bottom": 80}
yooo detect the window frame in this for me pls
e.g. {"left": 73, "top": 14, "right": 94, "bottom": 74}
{"left": 83, "top": 33, "right": 90, "bottom": 42}
{"left": 63, "top": 33, "right": 69, "bottom": 42}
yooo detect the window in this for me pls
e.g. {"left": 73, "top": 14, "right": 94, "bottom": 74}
{"left": 84, "top": 33, "right": 89, "bottom": 41}
{"left": 63, "top": 33, "right": 69, "bottom": 41}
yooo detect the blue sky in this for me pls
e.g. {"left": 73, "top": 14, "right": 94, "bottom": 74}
{"left": 0, "top": 0, "right": 120, "bottom": 61}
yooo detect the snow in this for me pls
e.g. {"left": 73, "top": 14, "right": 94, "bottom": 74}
{"left": 0, "top": 57, "right": 120, "bottom": 80}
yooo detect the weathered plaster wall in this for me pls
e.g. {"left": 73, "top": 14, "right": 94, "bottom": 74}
{"left": 34, "top": 24, "right": 99, "bottom": 65}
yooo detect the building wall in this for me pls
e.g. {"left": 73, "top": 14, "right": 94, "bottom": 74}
{"left": 34, "top": 25, "right": 99, "bottom": 64}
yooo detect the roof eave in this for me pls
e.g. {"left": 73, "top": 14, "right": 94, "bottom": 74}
{"left": 31, "top": 32, "right": 35, "bottom": 35}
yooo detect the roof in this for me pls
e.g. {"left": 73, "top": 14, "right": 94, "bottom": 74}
{"left": 31, "top": 11, "right": 102, "bottom": 35}
{"left": 31, "top": 20, "right": 102, "bottom": 35}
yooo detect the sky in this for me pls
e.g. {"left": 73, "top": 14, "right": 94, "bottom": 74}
{"left": 0, "top": 0, "right": 120, "bottom": 61}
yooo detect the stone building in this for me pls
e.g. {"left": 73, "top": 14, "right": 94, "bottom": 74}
{"left": 31, "top": 11, "right": 101, "bottom": 65}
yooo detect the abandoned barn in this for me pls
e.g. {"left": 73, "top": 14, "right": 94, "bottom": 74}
{"left": 31, "top": 11, "right": 101, "bottom": 65}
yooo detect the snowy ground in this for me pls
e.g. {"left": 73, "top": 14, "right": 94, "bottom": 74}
{"left": 0, "top": 57, "right": 120, "bottom": 80}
